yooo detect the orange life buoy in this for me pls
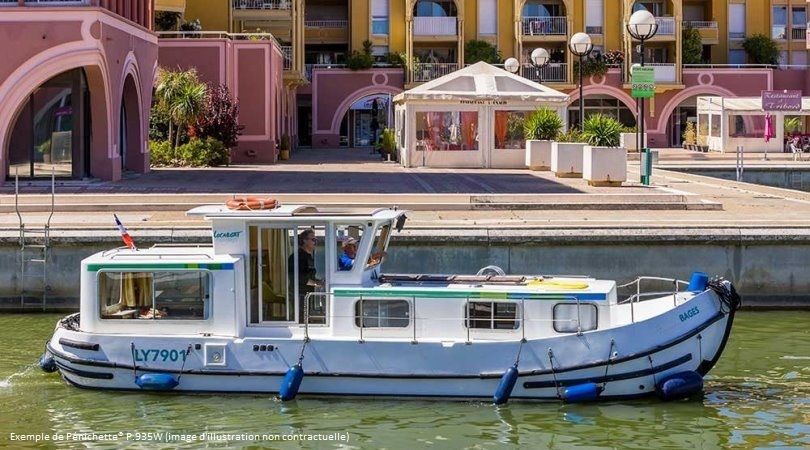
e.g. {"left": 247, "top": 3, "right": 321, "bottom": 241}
{"left": 225, "top": 196, "right": 278, "bottom": 211}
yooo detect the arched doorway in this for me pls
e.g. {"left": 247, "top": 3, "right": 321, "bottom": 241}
{"left": 567, "top": 94, "right": 637, "bottom": 129}
{"left": 7, "top": 68, "right": 90, "bottom": 179}
{"left": 120, "top": 74, "right": 141, "bottom": 172}
{"left": 338, "top": 94, "right": 394, "bottom": 148}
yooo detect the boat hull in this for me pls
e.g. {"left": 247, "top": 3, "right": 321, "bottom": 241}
{"left": 46, "top": 289, "right": 735, "bottom": 401}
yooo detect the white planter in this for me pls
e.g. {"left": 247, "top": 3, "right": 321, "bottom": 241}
{"left": 551, "top": 142, "right": 586, "bottom": 177}
{"left": 583, "top": 146, "right": 627, "bottom": 186}
{"left": 620, "top": 132, "right": 647, "bottom": 152}
{"left": 525, "top": 140, "right": 553, "bottom": 170}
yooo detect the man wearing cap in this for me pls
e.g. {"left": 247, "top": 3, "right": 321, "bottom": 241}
{"left": 338, "top": 237, "right": 358, "bottom": 271}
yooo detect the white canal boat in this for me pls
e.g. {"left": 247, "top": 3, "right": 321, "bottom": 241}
{"left": 41, "top": 204, "right": 740, "bottom": 403}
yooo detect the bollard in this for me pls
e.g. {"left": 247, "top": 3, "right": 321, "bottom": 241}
{"left": 640, "top": 148, "right": 652, "bottom": 185}
{"left": 736, "top": 145, "right": 744, "bottom": 182}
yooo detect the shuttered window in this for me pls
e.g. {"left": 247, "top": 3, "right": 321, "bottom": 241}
{"left": 478, "top": 0, "right": 497, "bottom": 35}
{"left": 585, "top": 0, "right": 603, "bottom": 35}
{"left": 729, "top": 4, "right": 746, "bottom": 38}
{"left": 372, "top": 0, "right": 389, "bottom": 35}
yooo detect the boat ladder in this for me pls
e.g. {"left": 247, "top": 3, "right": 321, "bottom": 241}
{"left": 14, "top": 168, "right": 55, "bottom": 309}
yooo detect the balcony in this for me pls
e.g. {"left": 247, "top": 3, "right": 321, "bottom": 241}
{"left": 522, "top": 63, "right": 568, "bottom": 83}
{"left": 413, "top": 17, "right": 457, "bottom": 37}
{"left": 791, "top": 26, "right": 807, "bottom": 40}
{"left": 411, "top": 62, "right": 458, "bottom": 82}
{"left": 521, "top": 16, "right": 568, "bottom": 37}
{"left": 629, "top": 17, "right": 676, "bottom": 39}
{"left": 684, "top": 20, "right": 719, "bottom": 45}
{"left": 305, "top": 20, "right": 348, "bottom": 43}
{"left": 232, "top": 0, "right": 291, "bottom": 10}
{"left": 281, "top": 45, "right": 292, "bottom": 70}
{"left": 648, "top": 63, "right": 677, "bottom": 83}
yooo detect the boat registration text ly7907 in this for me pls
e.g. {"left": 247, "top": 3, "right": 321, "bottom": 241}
{"left": 133, "top": 348, "right": 187, "bottom": 362}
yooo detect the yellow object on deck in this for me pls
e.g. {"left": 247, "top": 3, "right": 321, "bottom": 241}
{"left": 525, "top": 279, "right": 590, "bottom": 290}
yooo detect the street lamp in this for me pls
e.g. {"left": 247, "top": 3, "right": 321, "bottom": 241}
{"left": 626, "top": 9, "right": 658, "bottom": 155}
{"left": 504, "top": 57, "right": 520, "bottom": 74}
{"left": 530, "top": 47, "right": 550, "bottom": 83}
{"left": 568, "top": 32, "right": 593, "bottom": 130}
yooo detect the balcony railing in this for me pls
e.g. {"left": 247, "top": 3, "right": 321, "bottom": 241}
{"left": 655, "top": 17, "right": 676, "bottom": 35}
{"left": 521, "top": 16, "right": 567, "bottom": 36}
{"left": 522, "top": 63, "right": 567, "bottom": 83}
{"left": 413, "top": 16, "right": 457, "bottom": 36}
{"left": 647, "top": 63, "right": 677, "bottom": 83}
{"left": 684, "top": 20, "right": 718, "bottom": 29}
{"left": 411, "top": 62, "right": 458, "bottom": 82}
{"left": 791, "top": 26, "right": 807, "bottom": 40}
{"left": 281, "top": 45, "right": 292, "bottom": 70}
{"left": 232, "top": 0, "right": 291, "bottom": 10}
{"left": 305, "top": 20, "right": 348, "bottom": 29}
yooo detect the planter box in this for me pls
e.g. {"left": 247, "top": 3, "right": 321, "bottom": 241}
{"left": 620, "top": 132, "right": 647, "bottom": 152}
{"left": 525, "top": 140, "right": 553, "bottom": 170}
{"left": 551, "top": 142, "right": 586, "bottom": 178}
{"left": 583, "top": 146, "right": 627, "bottom": 187}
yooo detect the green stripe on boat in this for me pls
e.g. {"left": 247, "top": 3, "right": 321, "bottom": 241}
{"left": 86, "top": 263, "right": 235, "bottom": 272}
{"left": 333, "top": 288, "right": 606, "bottom": 301}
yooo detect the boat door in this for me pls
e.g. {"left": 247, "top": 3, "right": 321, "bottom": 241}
{"left": 247, "top": 224, "right": 329, "bottom": 325}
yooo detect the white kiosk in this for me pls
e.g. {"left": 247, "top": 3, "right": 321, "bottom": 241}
{"left": 394, "top": 62, "right": 569, "bottom": 168}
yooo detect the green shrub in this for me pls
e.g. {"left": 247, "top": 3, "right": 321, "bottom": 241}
{"left": 555, "top": 128, "right": 583, "bottom": 143}
{"left": 176, "top": 137, "right": 229, "bottom": 167}
{"left": 742, "top": 34, "right": 779, "bottom": 65}
{"left": 573, "top": 55, "right": 609, "bottom": 78}
{"left": 682, "top": 121, "right": 697, "bottom": 145}
{"left": 149, "top": 140, "right": 174, "bottom": 167}
{"left": 682, "top": 26, "right": 704, "bottom": 65}
{"left": 581, "top": 114, "right": 623, "bottom": 147}
{"left": 465, "top": 40, "right": 502, "bottom": 64}
{"left": 376, "top": 128, "right": 397, "bottom": 158}
{"left": 524, "top": 108, "right": 563, "bottom": 141}
{"left": 346, "top": 51, "right": 374, "bottom": 70}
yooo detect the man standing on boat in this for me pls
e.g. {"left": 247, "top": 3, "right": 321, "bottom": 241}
{"left": 289, "top": 228, "right": 323, "bottom": 322}
{"left": 338, "top": 237, "right": 358, "bottom": 270}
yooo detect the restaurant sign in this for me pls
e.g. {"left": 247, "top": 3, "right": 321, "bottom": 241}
{"left": 761, "top": 90, "right": 802, "bottom": 111}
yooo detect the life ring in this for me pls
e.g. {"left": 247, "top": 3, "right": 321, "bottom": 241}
{"left": 225, "top": 196, "right": 278, "bottom": 211}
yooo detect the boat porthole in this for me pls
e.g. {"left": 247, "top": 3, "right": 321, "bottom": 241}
{"left": 638, "top": 385, "right": 644, "bottom": 390}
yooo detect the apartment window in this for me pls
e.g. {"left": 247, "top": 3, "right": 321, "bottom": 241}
{"left": 633, "top": 1, "right": 665, "bottom": 16}
{"left": 465, "top": 302, "right": 519, "bottom": 330}
{"left": 792, "top": 8, "right": 807, "bottom": 40}
{"left": 728, "top": 49, "right": 746, "bottom": 65}
{"left": 792, "top": 51, "right": 808, "bottom": 67}
{"left": 478, "top": 0, "right": 497, "bottom": 35}
{"left": 553, "top": 303, "right": 598, "bottom": 333}
{"left": 585, "top": 0, "right": 604, "bottom": 35}
{"left": 728, "top": 3, "right": 746, "bottom": 39}
{"left": 523, "top": 2, "right": 562, "bottom": 17}
{"left": 355, "top": 299, "right": 410, "bottom": 328}
{"left": 371, "top": 45, "right": 389, "bottom": 63}
{"left": 780, "top": 51, "right": 789, "bottom": 67}
{"left": 371, "top": 0, "right": 389, "bottom": 35}
{"left": 773, "top": 6, "right": 788, "bottom": 39}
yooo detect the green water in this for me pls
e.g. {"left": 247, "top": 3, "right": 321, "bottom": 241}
{"left": 0, "top": 312, "right": 808, "bottom": 449}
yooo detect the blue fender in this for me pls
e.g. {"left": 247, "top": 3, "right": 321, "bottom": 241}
{"left": 688, "top": 272, "right": 709, "bottom": 292}
{"left": 135, "top": 373, "right": 179, "bottom": 391}
{"left": 493, "top": 365, "right": 519, "bottom": 405}
{"left": 656, "top": 371, "right": 704, "bottom": 401}
{"left": 38, "top": 353, "right": 56, "bottom": 373}
{"left": 562, "top": 382, "right": 602, "bottom": 403}
{"left": 279, "top": 364, "right": 304, "bottom": 401}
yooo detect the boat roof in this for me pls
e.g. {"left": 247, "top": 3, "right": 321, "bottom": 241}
{"left": 84, "top": 245, "right": 239, "bottom": 267}
{"left": 187, "top": 204, "right": 405, "bottom": 222}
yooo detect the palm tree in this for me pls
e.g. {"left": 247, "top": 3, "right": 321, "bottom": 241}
{"left": 154, "top": 68, "right": 207, "bottom": 150}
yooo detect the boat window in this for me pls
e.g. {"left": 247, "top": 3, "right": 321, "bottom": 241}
{"left": 465, "top": 302, "right": 519, "bottom": 330}
{"left": 98, "top": 271, "right": 210, "bottom": 320}
{"left": 366, "top": 223, "right": 391, "bottom": 269}
{"left": 335, "top": 224, "right": 365, "bottom": 272}
{"left": 553, "top": 303, "right": 598, "bottom": 333}
{"left": 354, "top": 299, "right": 410, "bottom": 328}
{"left": 291, "top": 226, "right": 327, "bottom": 324}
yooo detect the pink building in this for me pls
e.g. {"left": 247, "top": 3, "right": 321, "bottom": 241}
{"left": 0, "top": 0, "right": 158, "bottom": 183}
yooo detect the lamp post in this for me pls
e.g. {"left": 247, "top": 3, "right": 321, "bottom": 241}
{"left": 568, "top": 32, "right": 593, "bottom": 130}
{"left": 504, "top": 57, "right": 520, "bottom": 74}
{"left": 530, "top": 47, "right": 550, "bottom": 83}
{"left": 626, "top": 9, "right": 658, "bottom": 156}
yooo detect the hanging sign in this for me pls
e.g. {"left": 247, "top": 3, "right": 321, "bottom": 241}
{"left": 631, "top": 66, "right": 655, "bottom": 99}
{"left": 761, "top": 90, "right": 802, "bottom": 111}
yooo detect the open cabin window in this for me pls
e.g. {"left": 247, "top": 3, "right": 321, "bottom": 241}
{"left": 354, "top": 299, "right": 410, "bottom": 328}
{"left": 365, "top": 222, "right": 391, "bottom": 269}
{"left": 465, "top": 301, "right": 519, "bottom": 330}
{"left": 553, "top": 303, "right": 598, "bottom": 333}
{"left": 98, "top": 271, "right": 211, "bottom": 320}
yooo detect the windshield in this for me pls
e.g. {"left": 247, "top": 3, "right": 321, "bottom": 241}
{"left": 366, "top": 222, "right": 391, "bottom": 268}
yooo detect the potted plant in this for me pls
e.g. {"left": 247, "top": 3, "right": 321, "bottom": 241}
{"left": 682, "top": 121, "right": 697, "bottom": 151}
{"left": 376, "top": 128, "right": 398, "bottom": 162}
{"left": 620, "top": 126, "right": 646, "bottom": 152}
{"left": 37, "top": 139, "right": 52, "bottom": 164}
{"left": 279, "top": 134, "right": 291, "bottom": 160}
{"left": 524, "top": 108, "right": 563, "bottom": 171}
{"left": 551, "top": 128, "right": 587, "bottom": 178}
{"left": 697, "top": 134, "right": 709, "bottom": 152}
{"left": 581, "top": 114, "right": 627, "bottom": 186}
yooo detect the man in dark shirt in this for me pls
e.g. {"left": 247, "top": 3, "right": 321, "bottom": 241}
{"left": 289, "top": 228, "right": 323, "bottom": 322}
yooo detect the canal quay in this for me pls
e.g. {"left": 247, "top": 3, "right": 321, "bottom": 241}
{"left": 1, "top": 148, "right": 810, "bottom": 309}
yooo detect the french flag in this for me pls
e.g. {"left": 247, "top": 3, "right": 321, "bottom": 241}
{"left": 114, "top": 214, "right": 136, "bottom": 250}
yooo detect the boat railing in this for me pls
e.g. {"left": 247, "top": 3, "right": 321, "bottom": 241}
{"left": 617, "top": 276, "right": 689, "bottom": 323}
{"left": 304, "top": 294, "right": 590, "bottom": 342}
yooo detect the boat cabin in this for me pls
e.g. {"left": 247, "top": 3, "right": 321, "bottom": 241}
{"left": 79, "top": 205, "right": 619, "bottom": 341}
